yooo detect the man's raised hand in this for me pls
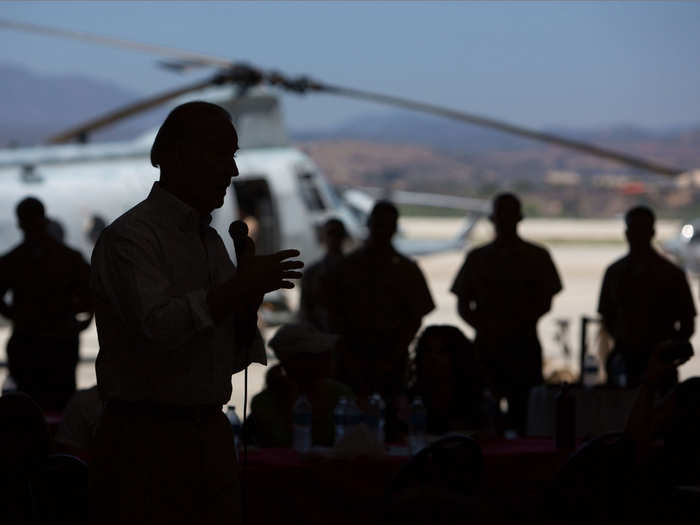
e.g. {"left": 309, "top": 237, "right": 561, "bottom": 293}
{"left": 239, "top": 249, "right": 304, "bottom": 294}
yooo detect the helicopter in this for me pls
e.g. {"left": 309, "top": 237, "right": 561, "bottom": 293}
{"left": 0, "top": 18, "right": 686, "bottom": 273}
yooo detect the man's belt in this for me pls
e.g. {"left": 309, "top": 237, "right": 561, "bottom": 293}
{"left": 105, "top": 399, "right": 222, "bottom": 421}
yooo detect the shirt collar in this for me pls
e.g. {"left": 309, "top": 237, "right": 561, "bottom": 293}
{"left": 147, "top": 182, "right": 212, "bottom": 233}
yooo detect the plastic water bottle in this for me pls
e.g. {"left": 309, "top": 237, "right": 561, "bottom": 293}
{"left": 555, "top": 383, "right": 576, "bottom": 449}
{"left": 292, "top": 395, "right": 312, "bottom": 453}
{"left": 608, "top": 353, "right": 628, "bottom": 388}
{"left": 582, "top": 353, "right": 600, "bottom": 387}
{"left": 345, "top": 398, "right": 363, "bottom": 430}
{"left": 333, "top": 396, "right": 348, "bottom": 444}
{"left": 408, "top": 396, "right": 428, "bottom": 454}
{"left": 367, "top": 393, "right": 386, "bottom": 444}
{"left": 1, "top": 374, "right": 17, "bottom": 394}
{"left": 616, "top": 368, "right": 628, "bottom": 388}
{"left": 225, "top": 405, "right": 242, "bottom": 459}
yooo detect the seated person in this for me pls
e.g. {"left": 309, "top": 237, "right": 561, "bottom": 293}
{"left": 625, "top": 341, "right": 700, "bottom": 485}
{"left": 555, "top": 341, "right": 699, "bottom": 522}
{"left": 54, "top": 385, "right": 102, "bottom": 461}
{"left": 409, "top": 325, "right": 491, "bottom": 435}
{"left": 250, "top": 323, "right": 354, "bottom": 447}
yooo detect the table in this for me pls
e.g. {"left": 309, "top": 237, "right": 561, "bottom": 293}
{"left": 527, "top": 385, "right": 639, "bottom": 438}
{"left": 242, "top": 438, "right": 573, "bottom": 525}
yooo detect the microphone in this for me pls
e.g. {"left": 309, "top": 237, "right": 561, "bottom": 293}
{"left": 228, "top": 220, "right": 249, "bottom": 264}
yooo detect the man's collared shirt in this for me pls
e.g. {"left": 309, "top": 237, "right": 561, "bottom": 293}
{"left": 330, "top": 244, "right": 435, "bottom": 346}
{"left": 91, "top": 182, "right": 265, "bottom": 406}
{"left": 598, "top": 250, "right": 696, "bottom": 349}
{"left": 451, "top": 237, "right": 563, "bottom": 340}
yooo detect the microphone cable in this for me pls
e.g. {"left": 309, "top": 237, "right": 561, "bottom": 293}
{"left": 229, "top": 220, "right": 250, "bottom": 525}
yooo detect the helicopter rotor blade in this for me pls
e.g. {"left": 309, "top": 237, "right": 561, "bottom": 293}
{"left": 0, "top": 18, "right": 234, "bottom": 69}
{"left": 47, "top": 77, "right": 218, "bottom": 144}
{"left": 4, "top": 17, "right": 681, "bottom": 175}
{"left": 311, "top": 83, "right": 683, "bottom": 177}
{"left": 46, "top": 64, "right": 269, "bottom": 144}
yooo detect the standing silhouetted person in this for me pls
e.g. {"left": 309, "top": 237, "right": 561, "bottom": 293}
{"left": 451, "top": 193, "right": 562, "bottom": 435}
{"left": 0, "top": 197, "right": 92, "bottom": 412}
{"left": 299, "top": 218, "right": 348, "bottom": 331}
{"left": 329, "top": 201, "right": 434, "bottom": 438}
{"left": 89, "top": 101, "right": 302, "bottom": 525}
{"left": 598, "top": 206, "right": 695, "bottom": 387}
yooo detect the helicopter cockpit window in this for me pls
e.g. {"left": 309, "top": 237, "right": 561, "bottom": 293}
{"left": 297, "top": 173, "right": 326, "bottom": 212}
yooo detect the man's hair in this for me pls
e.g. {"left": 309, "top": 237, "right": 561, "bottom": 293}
{"left": 625, "top": 205, "right": 655, "bottom": 228}
{"left": 323, "top": 218, "right": 348, "bottom": 239}
{"left": 369, "top": 200, "right": 399, "bottom": 222}
{"left": 16, "top": 196, "right": 45, "bottom": 222}
{"left": 492, "top": 192, "right": 521, "bottom": 216}
{"left": 150, "top": 101, "right": 232, "bottom": 168}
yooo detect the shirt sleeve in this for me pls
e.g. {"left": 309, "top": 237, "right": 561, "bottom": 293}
{"left": 0, "top": 254, "right": 12, "bottom": 318}
{"left": 542, "top": 250, "right": 563, "bottom": 297}
{"left": 450, "top": 252, "right": 475, "bottom": 299}
{"left": 207, "top": 232, "right": 267, "bottom": 372}
{"left": 597, "top": 267, "right": 612, "bottom": 317}
{"left": 92, "top": 227, "right": 214, "bottom": 350}
{"left": 408, "top": 261, "right": 435, "bottom": 319}
{"left": 72, "top": 251, "right": 94, "bottom": 314}
{"left": 674, "top": 268, "right": 697, "bottom": 318}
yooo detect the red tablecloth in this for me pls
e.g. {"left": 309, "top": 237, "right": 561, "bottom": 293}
{"left": 242, "top": 439, "right": 573, "bottom": 525}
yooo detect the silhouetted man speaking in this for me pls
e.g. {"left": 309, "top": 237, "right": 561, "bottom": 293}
{"left": 89, "top": 102, "right": 303, "bottom": 524}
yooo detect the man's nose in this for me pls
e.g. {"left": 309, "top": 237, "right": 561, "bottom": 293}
{"left": 232, "top": 159, "right": 240, "bottom": 178}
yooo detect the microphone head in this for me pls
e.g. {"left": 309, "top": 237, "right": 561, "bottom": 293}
{"left": 229, "top": 220, "right": 249, "bottom": 240}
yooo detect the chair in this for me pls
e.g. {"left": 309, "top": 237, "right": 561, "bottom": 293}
{"left": 390, "top": 434, "right": 483, "bottom": 496}
{"left": 379, "top": 436, "right": 482, "bottom": 525}
{"left": 32, "top": 453, "right": 88, "bottom": 525}
{"left": 552, "top": 432, "right": 656, "bottom": 524}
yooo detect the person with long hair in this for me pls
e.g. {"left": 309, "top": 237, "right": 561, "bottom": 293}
{"left": 409, "top": 325, "right": 489, "bottom": 435}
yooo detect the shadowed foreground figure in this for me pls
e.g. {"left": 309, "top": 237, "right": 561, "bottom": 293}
{"left": 598, "top": 206, "right": 695, "bottom": 387}
{"left": 329, "top": 201, "right": 434, "bottom": 439}
{"left": 0, "top": 197, "right": 92, "bottom": 412}
{"left": 89, "top": 101, "right": 302, "bottom": 525}
{"left": 451, "top": 193, "right": 562, "bottom": 434}
{"left": 554, "top": 344, "right": 700, "bottom": 524}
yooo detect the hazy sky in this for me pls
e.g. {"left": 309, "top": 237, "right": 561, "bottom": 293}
{"left": 1, "top": 1, "right": 699, "bottom": 131}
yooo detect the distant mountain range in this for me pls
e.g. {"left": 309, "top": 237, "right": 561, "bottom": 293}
{"left": 2, "top": 62, "right": 699, "bottom": 178}
{"left": 295, "top": 111, "right": 700, "bottom": 173}
{"left": 0, "top": 62, "right": 168, "bottom": 145}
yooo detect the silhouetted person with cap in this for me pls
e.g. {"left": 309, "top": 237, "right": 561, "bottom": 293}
{"left": 0, "top": 197, "right": 92, "bottom": 412}
{"left": 250, "top": 322, "right": 354, "bottom": 447}
{"left": 598, "top": 206, "right": 695, "bottom": 387}
{"left": 300, "top": 218, "right": 348, "bottom": 332}
{"left": 451, "top": 193, "right": 562, "bottom": 435}
{"left": 89, "top": 101, "right": 303, "bottom": 525}
{"left": 329, "top": 201, "right": 434, "bottom": 438}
